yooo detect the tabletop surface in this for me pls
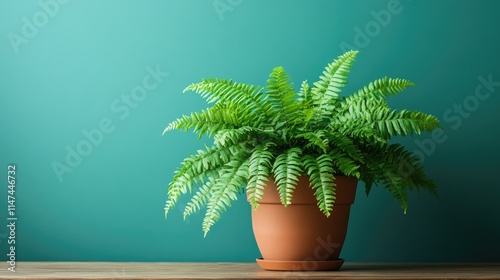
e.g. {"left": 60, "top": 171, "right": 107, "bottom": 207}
{"left": 0, "top": 262, "right": 499, "bottom": 280}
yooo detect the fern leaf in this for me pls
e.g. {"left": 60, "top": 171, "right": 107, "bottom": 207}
{"left": 266, "top": 66, "right": 299, "bottom": 130}
{"left": 311, "top": 50, "right": 358, "bottom": 121}
{"left": 202, "top": 159, "right": 249, "bottom": 236}
{"left": 213, "top": 126, "right": 277, "bottom": 147}
{"left": 297, "top": 80, "right": 311, "bottom": 102}
{"left": 383, "top": 144, "right": 438, "bottom": 196}
{"left": 344, "top": 77, "right": 415, "bottom": 105}
{"left": 183, "top": 177, "right": 216, "bottom": 218}
{"left": 361, "top": 143, "right": 438, "bottom": 212}
{"left": 384, "top": 175, "right": 409, "bottom": 214}
{"left": 363, "top": 144, "right": 409, "bottom": 212}
{"left": 302, "top": 154, "right": 336, "bottom": 216}
{"left": 164, "top": 141, "right": 248, "bottom": 218}
{"left": 272, "top": 147, "right": 303, "bottom": 206}
{"left": 164, "top": 198, "right": 177, "bottom": 219}
{"left": 333, "top": 78, "right": 421, "bottom": 140}
{"left": 364, "top": 179, "right": 375, "bottom": 196}
{"left": 247, "top": 145, "right": 274, "bottom": 209}
{"left": 329, "top": 149, "right": 360, "bottom": 178}
{"left": 295, "top": 130, "right": 329, "bottom": 153}
{"left": 163, "top": 103, "right": 245, "bottom": 138}
{"left": 327, "top": 131, "right": 364, "bottom": 163}
{"left": 331, "top": 118, "right": 386, "bottom": 144}
{"left": 336, "top": 97, "right": 388, "bottom": 122}
{"left": 297, "top": 81, "right": 315, "bottom": 125}
{"left": 374, "top": 109, "right": 440, "bottom": 139}
{"left": 214, "top": 127, "right": 252, "bottom": 147}
{"left": 183, "top": 78, "right": 271, "bottom": 119}
{"left": 165, "top": 165, "right": 197, "bottom": 219}
{"left": 332, "top": 98, "right": 390, "bottom": 143}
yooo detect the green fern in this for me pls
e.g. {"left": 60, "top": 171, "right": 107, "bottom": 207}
{"left": 184, "top": 78, "right": 271, "bottom": 120}
{"left": 343, "top": 77, "right": 415, "bottom": 104}
{"left": 164, "top": 141, "right": 248, "bottom": 217}
{"left": 272, "top": 147, "right": 303, "bottom": 206}
{"left": 183, "top": 177, "right": 216, "bottom": 218}
{"left": 164, "top": 51, "right": 440, "bottom": 234}
{"left": 311, "top": 50, "right": 358, "bottom": 123}
{"left": 303, "top": 154, "right": 336, "bottom": 216}
{"left": 247, "top": 144, "right": 274, "bottom": 209}
{"left": 266, "top": 66, "right": 299, "bottom": 131}
{"left": 295, "top": 131, "right": 330, "bottom": 153}
{"left": 164, "top": 103, "right": 248, "bottom": 138}
{"left": 202, "top": 159, "right": 249, "bottom": 236}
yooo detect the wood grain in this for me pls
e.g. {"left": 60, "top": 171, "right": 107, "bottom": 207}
{"left": 0, "top": 262, "right": 498, "bottom": 279}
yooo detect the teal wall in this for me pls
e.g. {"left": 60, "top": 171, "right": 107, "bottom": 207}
{"left": 1, "top": 0, "right": 499, "bottom": 262}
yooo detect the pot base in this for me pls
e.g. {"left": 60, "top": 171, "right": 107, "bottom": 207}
{"left": 256, "top": 258, "right": 344, "bottom": 271}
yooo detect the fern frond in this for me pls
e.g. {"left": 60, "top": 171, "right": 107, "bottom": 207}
{"left": 214, "top": 126, "right": 279, "bottom": 148}
{"left": 327, "top": 132, "right": 364, "bottom": 163}
{"left": 272, "top": 147, "right": 303, "bottom": 206}
{"left": 374, "top": 109, "right": 440, "bottom": 139}
{"left": 295, "top": 130, "right": 329, "bottom": 153}
{"left": 362, "top": 176, "right": 375, "bottom": 196}
{"left": 183, "top": 78, "right": 271, "bottom": 119}
{"left": 331, "top": 118, "right": 386, "bottom": 144}
{"left": 297, "top": 81, "right": 315, "bottom": 125}
{"left": 311, "top": 50, "right": 358, "bottom": 121}
{"left": 164, "top": 141, "right": 248, "bottom": 218}
{"left": 183, "top": 177, "right": 216, "bottom": 219}
{"left": 247, "top": 145, "right": 274, "bottom": 209}
{"left": 383, "top": 174, "right": 409, "bottom": 214}
{"left": 361, "top": 143, "right": 438, "bottom": 212}
{"left": 343, "top": 77, "right": 415, "bottom": 105}
{"left": 329, "top": 149, "right": 360, "bottom": 178}
{"left": 165, "top": 162, "right": 205, "bottom": 219}
{"left": 164, "top": 199, "right": 177, "bottom": 219}
{"left": 202, "top": 159, "right": 249, "bottom": 236}
{"left": 383, "top": 144, "right": 438, "bottom": 196}
{"left": 214, "top": 126, "right": 252, "bottom": 147}
{"left": 336, "top": 97, "right": 440, "bottom": 140}
{"left": 336, "top": 97, "right": 389, "bottom": 122}
{"left": 302, "top": 154, "right": 336, "bottom": 216}
{"left": 297, "top": 80, "right": 311, "bottom": 102}
{"left": 332, "top": 98, "right": 390, "bottom": 143}
{"left": 266, "top": 66, "right": 299, "bottom": 131}
{"left": 361, "top": 146, "right": 409, "bottom": 212}
{"left": 163, "top": 103, "right": 246, "bottom": 138}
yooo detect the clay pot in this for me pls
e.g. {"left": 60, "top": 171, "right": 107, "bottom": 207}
{"left": 250, "top": 176, "right": 357, "bottom": 271}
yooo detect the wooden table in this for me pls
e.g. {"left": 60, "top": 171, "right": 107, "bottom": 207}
{"left": 0, "top": 262, "right": 499, "bottom": 279}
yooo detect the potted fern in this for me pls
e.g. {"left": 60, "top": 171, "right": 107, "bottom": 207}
{"left": 163, "top": 51, "right": 440, "bottom": 271}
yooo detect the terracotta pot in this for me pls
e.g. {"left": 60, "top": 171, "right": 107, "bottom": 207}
{"left": 250, "top": 176, "right": 357, "bottom": 271}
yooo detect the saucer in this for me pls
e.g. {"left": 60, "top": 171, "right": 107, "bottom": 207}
{"left": 256, "top": 257, "right": 344, "bottom": 271}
